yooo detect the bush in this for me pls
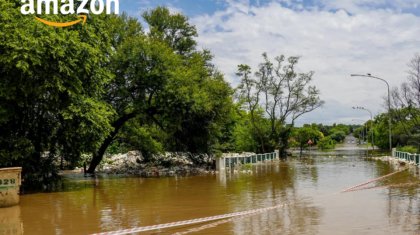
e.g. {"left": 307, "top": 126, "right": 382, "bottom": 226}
{"left": 397, "top": 146, "right": 418, "bottom": 154}
{"left": 329, "top": 130, "right": 346, "bottom": 143}
{"left": 317, "top": 136, "right": 336, "bottom": 150}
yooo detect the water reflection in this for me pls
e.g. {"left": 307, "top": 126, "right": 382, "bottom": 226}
{"left": 379, "top": 162, "right": 420, "bottom": 233}
{"left": 0, "top": 206, "right": 23, "bottom": 235}
{"left": 11, "top": 151, "right": 420, "bottom": 235}
{"left": 223, "top": 162, "right": 321, "bottom": 234}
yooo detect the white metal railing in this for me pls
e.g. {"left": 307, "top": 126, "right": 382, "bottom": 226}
{"left": 392, "top": 148, "right": 420, "bottom": 166}
{"left": 216, "top": 151, "right": 279, "bottom": 171}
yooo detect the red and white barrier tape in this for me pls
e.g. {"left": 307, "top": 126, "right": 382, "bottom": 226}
{"left": 91, "top": 202, "right": 289, "bottom": 235}
{"left": 341, "top": 167, "right": 408, "bottom": 193}
{"left": 344, "top": 182, "right": 419, "bottom": 193}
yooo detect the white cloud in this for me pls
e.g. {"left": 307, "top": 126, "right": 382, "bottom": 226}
{"left": 191, "top": 1, "right": 420, "bottom": 124}
{"left": 277, "top": 0, "right": 420, "bottom": 13}
{"left": 319, "top": 0, "right": 420, "bottom": 13}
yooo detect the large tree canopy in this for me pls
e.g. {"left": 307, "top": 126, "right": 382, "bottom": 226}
{"left": 0, "top": 2, "right": 325, "bottom": 188}
{"left": 0, "top": 2, "right": 234, "bottom": 185}
{"left": 0, "top": 0, "right": 115, "bottom": 185}
{"left": 86, "top": 8, "right": 234, "bottom": 173}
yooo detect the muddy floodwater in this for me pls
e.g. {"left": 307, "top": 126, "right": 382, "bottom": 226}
{"left": 2, "top": 148, "right": 420, "bottom": 234}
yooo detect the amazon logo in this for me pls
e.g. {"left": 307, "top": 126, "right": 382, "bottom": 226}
{"left": 21, "top": 0, "right": 119, "bottom": 27}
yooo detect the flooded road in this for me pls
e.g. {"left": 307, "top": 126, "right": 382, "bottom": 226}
{"left": 2, "top": 145, "right": 420, "bottom": 234}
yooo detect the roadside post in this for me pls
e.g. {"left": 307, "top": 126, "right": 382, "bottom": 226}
{"left": 307, "top": 139, "right": 313, "bottom": 156}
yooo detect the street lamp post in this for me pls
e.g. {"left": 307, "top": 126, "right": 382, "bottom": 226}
{"left": 350, "top": 74, "right": 392, "bottom": 153}
{"left": 353, "top": 106, "right": 375, "bottom": 150}
{"left": 352, "top": 119, "right": 367, "bottom": 145}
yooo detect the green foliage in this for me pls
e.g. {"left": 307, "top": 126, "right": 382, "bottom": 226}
{"left": 291, "top": 125, "right": 324, "bottom": 151}
{"left": 235, "top": 53, "right": 324, "bottom": 154}
{"left": 397, "top": 146, "right": 418, "bottom": 154}
{"left": 317, "top": 136, "right": 336, "bottom": 150}
{"left": 112, "top": 120, "right": 164, "bottom": 161}
{"left": 328, "top": 124, "right": 351, "bottom": 143}
{"left": 373, "top": 54, "right": 420, "bottom": 151}
{"left": 231, "top": 109, "right": 269, "bottom": 152}
{"left": 86, "top": 7, "right": 236, "bottom": 172}
{"left": 329, "top": 130, "right": 347, "bottom": 143}
{"left": 372, "top": 113, "right": 390, "bottom": 149}
{"left": 143, "top": 6, "right": 197, "bottom": 55}
{"left": 391, "top": 108, "right": 420, "bottom": 149}
{"left": 330, "top": 124, "right": 351, "bottom": 135}
{"left": 0, "top": 1, "right": 115, "bottom": 186}
{"left": 372, "top": 107, "right": 420, "bottom": 150}
{"left": 289, "top": 123, "right": 354, "bottom": 150}
{"left": 0, "top": 4, "right": 236, "bottom": 184}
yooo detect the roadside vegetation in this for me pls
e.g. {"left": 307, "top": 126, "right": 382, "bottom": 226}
{"left": 1, "top": 1, "right": 418, "bottom": 189}
{"left": 289, "top": 124, "right": 353, "bottom": 152}
{"left": 0, "top": 3, "right": 323, "bottom": 188}
{"left": 353, "top": 54, "right": 420, "bottom": 154}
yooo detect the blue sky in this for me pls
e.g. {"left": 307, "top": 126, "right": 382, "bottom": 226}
{"left": 121, "top": 0, "right": 227, "bottom": 17}
{"left": 120, "top": 0, "right": 420, "bottom": 17}
{"left": 118, "top": 1, "right": 420, "bottom": 125}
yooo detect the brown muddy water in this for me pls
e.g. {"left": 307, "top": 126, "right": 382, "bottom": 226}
{"left": 1, "top": 149, "right": 420, "bottom": 235}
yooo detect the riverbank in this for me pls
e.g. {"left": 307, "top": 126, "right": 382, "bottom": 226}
{"left": 75, "top": 151, "right": 257, "bottom": 177}
{"left": 95, "top": 151, "right": 215, "bottom": 177}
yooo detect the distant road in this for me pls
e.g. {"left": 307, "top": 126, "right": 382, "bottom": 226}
{"left": 335, "top": 134, "right": 366, "bottom": 150}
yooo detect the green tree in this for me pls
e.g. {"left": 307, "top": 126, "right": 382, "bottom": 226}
{"left": 231, "top": 108, "right": 270, "bottom": 152}
{"left": 390, "top": 54, "right": 420, "bottom": 151}
{"left": 373, "top": 113, "right": 391, "bottom": 149}
{"left": 236, "top": 64, "right": 268, "bottom": 152}
{"left": 87, "top": 8, "right": 234, "bottom": 172}
{"left": 236, "top": 53, "right": 324, "bottom": 155}
{"left": 0, "top": 1, "right": 115, "bottom": 186}
{"left": 292, "top": 125, "right": 324, "bottom": 155}
{"left": 87, "top": 18, "right": 180, "bottom": 173}
{"left": 317, "top": 136, "right": 336, "bottom": 150}
{"left": 0, "top": 3, "right": 235, "bottom": 185}
{"left": 143, "top": 6, "right": 197, "bottom": 56}
{"left": 329, "top": 130, "right": 347, "bottom": 143}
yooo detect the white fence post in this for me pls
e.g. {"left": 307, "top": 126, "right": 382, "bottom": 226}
{"left": 216, "top": 156, "right": 225, "bottom": 171}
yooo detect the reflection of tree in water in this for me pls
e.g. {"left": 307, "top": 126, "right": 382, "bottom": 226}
{"left": 297, "top": 157, "right": 319, "bottom": 184}
{"left": 224, "top": 162, "right": 321, "bottom": 234}
{"left": 382, "top": 166, "right": 420, "bottom": 233}
{"left": 385, "top": 185, "right": 420, "bottom": 233}
{"left": 371, "top": 160, "right": 420, "bottom": 233}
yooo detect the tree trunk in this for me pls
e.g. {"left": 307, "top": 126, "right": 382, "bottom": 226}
{"left": 278, "top": 126, "right": 293, "bottom": 158}
{"left": 299, "top": 144, "right": 303, "bottom": 156}
{"left": 87, "top": 112, "right": 138, "bottom": 174}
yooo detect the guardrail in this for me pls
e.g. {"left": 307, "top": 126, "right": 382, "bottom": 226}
{"left": 216, "top": 150, "right": 279, "bottom": 171}
{"left": 392, "top": 148, "right": 420, "bottom": 166}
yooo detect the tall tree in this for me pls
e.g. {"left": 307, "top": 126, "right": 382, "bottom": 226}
{"left": 236, "top": 65, "right": 267, "bottom": 152}
{"left": 87, "top": 14, "right": 182, "bottom": 173}
{"left": 236, "top": 53, "right": 324, "bottom": 155}
{"left": 87, "top": 8, "right": 234, "bottom": 173}
{"left": 143, "top": 6, "right": 198, "bottom": 56}
{"left": 390, "top": 54, "right": 420, "bottom": 149}
{"left": 0, "top": 1, "right": 114, "bottom": 186}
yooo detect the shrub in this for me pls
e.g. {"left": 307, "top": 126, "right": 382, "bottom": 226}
{"left": 318, "top": 136, "right": 336, "bottom": 150}
{"left": 397, "top": 146, "right": 418, "bottom": 154}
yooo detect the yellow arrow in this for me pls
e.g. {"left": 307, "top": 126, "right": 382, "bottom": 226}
{"left": 35, "top": 15, "right": 87, "bottom": 27}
